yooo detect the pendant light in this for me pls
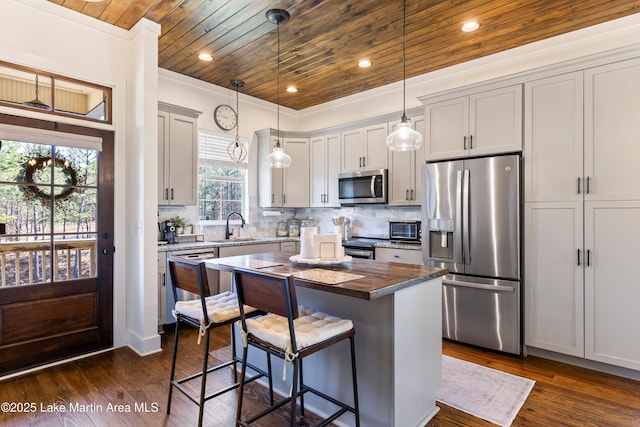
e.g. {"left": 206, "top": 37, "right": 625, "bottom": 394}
{"left": 386, "top": 0, "right": 423, "bottom": 151}
{"left": 265, "top": 9, "right": 292, "bottom": 169}
{"left": 227, "top": 79, "right": 248, "bottom": 163}
{"left": 23, "top": 75, "right": 50, "bottom": 110}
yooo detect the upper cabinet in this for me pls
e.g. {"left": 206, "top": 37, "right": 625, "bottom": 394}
{"left": 158, "top": 103, "right": 201, "bottom": 206}
{"left": 423, "top": 85, "right": 522, "bottom": 161}
{"left": 341, "top": 122, "right": 389, "bottom": 173}
{"left": 257, "top": 130, "right": 310, "bottom": 209}
{"left": 388, "top": 115, "right": 425, "bottom": 206}
{"left": 310, "top": 133, "right": 341, "bottom": 207}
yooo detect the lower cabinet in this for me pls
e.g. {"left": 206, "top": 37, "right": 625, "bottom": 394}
{"left": 525, "top": 201, "right": 640, "bottom": 370}
{"left": 375, "top": 247, "right": 422, "bottom": 265}
{"left": 157, "top": 252, "right": 167, "bottom": 328}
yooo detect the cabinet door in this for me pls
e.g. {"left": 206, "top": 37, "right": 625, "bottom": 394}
{"left": 325, "top": 133, "right": 341, "bottom": 207}
{"left": 424, "top": 96, "right": 468, "bottom": 160}
{"left": 309, "top": 135, "right": 326, "bottom": 207}
{"left": 524, "top": 202, "right": 584, "bottom": 357}
{"left": 585, "top": 58, "right": 640, "bottom": 201}
{"left": 362, "top": 123, "right": 388, "bottom": 170}
{"left": 282, "top": 137, "right": 309, "bottom": 207}
{"left": 341, "top": 128, "right": 363, "bottom": 172}
{"left": 388, "top": 116, "right": 425, "bottom": 206}
{"left": 584, "top": 202, "right": 640, "bottom": 370}
{"left": 524, "top": 73, "right": 583, "bottom": 202}
{"left": 469, "top": 85, "right": 522, "bottom": 157}
{"left": 158, "top": 111, "right": 170, "bottom": 203}
{"left": 167, "top": 114, "right": 198, "bottom": 205}
{"left": 258, "top": 134, "right": 283, "bottom": 208}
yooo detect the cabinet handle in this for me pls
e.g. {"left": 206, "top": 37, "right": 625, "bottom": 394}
{"left": 170, "top": 188, "right": 174, "bottom": 200}
{"left": 577, "top": 249, "right": 581, "bottom": 266}
{"left": 463, "top": 136, "right": 467, "bottom": 150}
{"left": 362, "top": 156, "right": 366, "bottom": 167}
{"left": 577, "top": 177, "right": 581, "bottom": 195}
{"left": 406, "top": 189, "right": 409, "bottom": 200}
{"left": 586, "top": 176, "right": 591, "bottom": 194}
{"left": 359, "top": 157, "right": 362, "bottom": 167}
{"left": 272, "top": 193, "right": 275, "bottom": 203}
{"left": 165, "top": 188, "right": 168, "bottom": 200}
{"left": 587, "top": 249, "right": 591, "bottom": 267}
{"left": 411, "top": 189, "right": 414, "bottom": 200}
{"left": 283, "top": 194, "right": 286, "bottom": 205}
{"left": 469, "top": 135, "right": 473, "bottom": 149}
{"left": 162, "top": 272, "right": 166, "bottom": 287}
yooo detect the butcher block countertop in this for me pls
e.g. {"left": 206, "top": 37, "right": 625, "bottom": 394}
{"left": 205, "top": 252, "right": 447, "bottom": 300}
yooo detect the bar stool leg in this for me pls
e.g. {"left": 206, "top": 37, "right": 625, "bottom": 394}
{"left": 236, "top": 344, "right": 250, "bottom": 425}
{"left": 197, "top": 328, "right": 211, "bottom": 427}
{"left": 230, "top": 324, "right": 238, "bottom": 383}
{"left": 350, "top": 336, "right": 360, "bottom": 427}
{"left": 289, "top": 358, "right": 299, "bottom": 427}
{"left": 299, "top": 357, "right": 305, "bottom": 417}
{"left": 167, "top": 320, "right": 181, "bottom": 415}
{"left": 267, "top": 353, "right": 274, "bottom": 405}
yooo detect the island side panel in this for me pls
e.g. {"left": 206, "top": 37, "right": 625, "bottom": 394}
{"left": 393, "top": 276, "right": 443, "bottom": 426}
{"left": 294, "top": 286, "right": 394, "bottom": 427}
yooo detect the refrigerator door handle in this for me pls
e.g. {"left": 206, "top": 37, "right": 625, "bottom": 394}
{"left": 462, "top": 169, "right": 471, "bottom": 265}
{"left": 443, "top": 278, "right": 515, "bottom": 292}
{"left": 455, "top": 170, "right": 464, "bottom": 264}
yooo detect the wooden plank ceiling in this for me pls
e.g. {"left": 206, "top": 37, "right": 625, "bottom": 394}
{"left": 49, "top": 0, "right": 640, "bottom": 110}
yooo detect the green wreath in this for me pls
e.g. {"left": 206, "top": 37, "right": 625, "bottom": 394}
{"left": 21, "top": 154, "right": 78, "bottom": 201}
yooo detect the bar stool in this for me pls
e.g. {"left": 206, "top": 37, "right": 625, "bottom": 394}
{"left": 166, "top": 258, "right": 272, "bottom": 427}
{"left": 233, "top": 267, "right": 360, "bottom": 427}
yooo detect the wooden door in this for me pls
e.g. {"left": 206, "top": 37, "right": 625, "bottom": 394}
{"left": 0, "top": 114, "right": 114, "bottom": 375}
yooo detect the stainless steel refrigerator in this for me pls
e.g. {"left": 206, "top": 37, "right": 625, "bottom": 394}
{"left": 422, "top": 154, "right": 522, "bottom": 355}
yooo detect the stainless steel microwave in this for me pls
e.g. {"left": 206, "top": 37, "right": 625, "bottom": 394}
{"left": 389, "top": 220, "right": 421, "bottom": 243}
{"left": 338, "top": 169, "right": 387, "bottom": 205}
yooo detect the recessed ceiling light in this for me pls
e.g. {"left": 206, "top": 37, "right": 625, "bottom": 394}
{"left": 461, "top": 21, "right": 480, "bottom": 32}
{"left": 286, "top": 86, "right": 298, "bottom": 93}
{"left": 198, "top": 53, "right": 213, "bottom": 61}
{"left": 358, "top": 59, "right": 372, "bottom": 68}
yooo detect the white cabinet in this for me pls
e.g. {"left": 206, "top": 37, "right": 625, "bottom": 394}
{"left": 258, "top": 130, "right": 310, "bottom": 208}
{"left": 341, "top": 122, "right": 389, "bottom": 172}
{"left": 157, "top": 251, "right": 167, "bottom": 328}
{"left": 310, "top": 133, "right": 340, "bottom": 207}
{"left": 524, "top": 202, "right": 584, "bottom": 357}
{"left": 158, "top": 103, "right": 201, "bottom": 206}
{"left": 388, "top": 115, "right": 425, "bottom": 206}
{"left": 423, "top": 85, "right": 522, "bottom": 161}
{"left": 524, "top": 59, "right": 640, "bottom": 370}
{"left": 524, "top": 72, "right": 583, "bottom": 203}
{"left": 375, "top": 247, "right": 422, "bottom": 265}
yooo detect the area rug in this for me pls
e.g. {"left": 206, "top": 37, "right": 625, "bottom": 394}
{"left": 436, "top": 355, "right": 535, "bottom": 427}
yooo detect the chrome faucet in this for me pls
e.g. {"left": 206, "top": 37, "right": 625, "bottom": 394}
{"left": 225, "top": 211, "right": 245, "bottom": 239}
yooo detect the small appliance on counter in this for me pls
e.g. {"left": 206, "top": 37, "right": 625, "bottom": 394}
{"left": 389, "top": 220, "right": 421, "bottom": 244}
{"left": 161, "top": 220, "right": 176, "bottom": 244}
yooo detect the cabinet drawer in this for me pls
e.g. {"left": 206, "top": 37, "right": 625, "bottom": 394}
{"left": 375, "top": 247, "right": 422, "bottom": 265}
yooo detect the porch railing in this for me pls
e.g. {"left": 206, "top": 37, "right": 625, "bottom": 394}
{"left": 0, "top": 238, "right": 97, "bottom": 287}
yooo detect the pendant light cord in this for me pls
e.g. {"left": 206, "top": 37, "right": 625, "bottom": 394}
{"left": 276, "top": 20, "right": 281, "bottom": 146}
{"left": 402, "top": 0, "right": 407, "bottom": 121}
{"left": 235, "top": 82, "right": 240, "bottom": 144}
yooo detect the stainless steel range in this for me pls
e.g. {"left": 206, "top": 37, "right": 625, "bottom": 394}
{"left": 342, "top": 237, "right": 387, "bottom": 259}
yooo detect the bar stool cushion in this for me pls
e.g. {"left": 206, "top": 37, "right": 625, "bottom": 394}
{"left": 173, "top": 291, "right": 256, "bottom": 325}
{"left": 245, "top": 306, "right": 353, "bottom": 352}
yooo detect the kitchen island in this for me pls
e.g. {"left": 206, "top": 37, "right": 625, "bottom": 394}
{"left": 205, "top": 252, "right": 446, "bottom": 427}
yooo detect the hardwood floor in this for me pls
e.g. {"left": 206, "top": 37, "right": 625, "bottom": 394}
{"left": 0, "top": 326, "right": 638, "bottom": 426}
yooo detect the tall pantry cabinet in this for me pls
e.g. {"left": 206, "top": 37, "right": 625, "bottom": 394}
{"left": 524, "top": 58, "right": 640, "bottom": 371}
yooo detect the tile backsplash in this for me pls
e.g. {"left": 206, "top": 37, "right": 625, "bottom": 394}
{"left": 159, "top": 197, "right": 421, "bottom": 241}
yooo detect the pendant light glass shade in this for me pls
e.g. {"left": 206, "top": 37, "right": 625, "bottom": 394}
{"left": 265, "top": 9, "right": 291, "bottom": 168}
{"left": 387, "top": 0, "right": 422, "bottom": 151}
{"left": 387, "top": 115, "right": 423, "bottom": 151}
{"left": 265, "top": 140, "right": 292, "bottom": 168}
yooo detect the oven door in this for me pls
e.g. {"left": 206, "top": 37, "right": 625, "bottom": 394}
{"left": 344, "top": 247, "right": 374, "bottom": 259}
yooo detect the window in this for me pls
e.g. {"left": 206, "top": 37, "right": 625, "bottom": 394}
{"left": 198, "top": 131, "right": 248, "bottom": 223}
